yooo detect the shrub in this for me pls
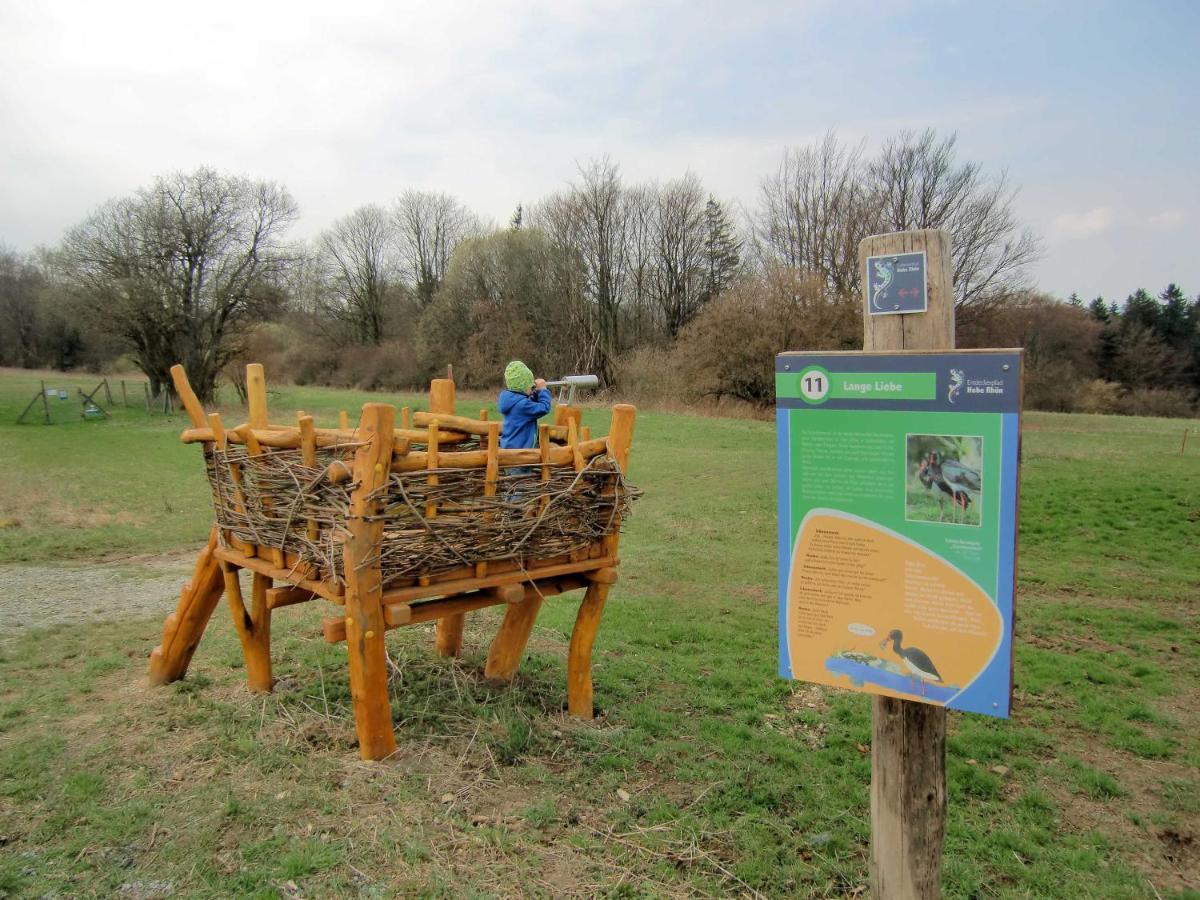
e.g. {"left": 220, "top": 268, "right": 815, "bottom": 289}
{"left": 1115, "top": 387, "right": 1197, "bottom": 419}
{"left": 671, "top": 268, "right": 860, "bottom": 406}
{"left": 1076, "top": 380, "right": 1123, "bottom": 415}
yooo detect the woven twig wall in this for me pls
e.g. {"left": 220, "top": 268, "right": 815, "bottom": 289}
{"left": 205, "top": 446, "right": 639, "bottom": 588}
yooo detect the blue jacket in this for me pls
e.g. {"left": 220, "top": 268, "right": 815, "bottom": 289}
{"left": 498, "top": 388, "right": 552, "bottom": 449}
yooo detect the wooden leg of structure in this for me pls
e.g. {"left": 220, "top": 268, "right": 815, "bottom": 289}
{"left": 484, "top": 596, "right": 545, "bottom": 682}
{"left": 343, "top": 404, "right": 399, "bottom": 761}
{"left": 222, "top": 563, "right": 274, "bottom": 692}
{"left": 147, "top": 528, "right": 225, "bottom": 685}
{"left": 435, "top": 613, "right": 466, "bottom": 657}
{"left": 869, "top": 695, "right": 947, "bottom": 898}
{"left": 567, "top": 581, "right": 611, "bottom": 718}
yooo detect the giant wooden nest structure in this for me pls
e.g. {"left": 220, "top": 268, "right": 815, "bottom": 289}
{"left": 148, "top": 363, "right": 638, "bottom": 760}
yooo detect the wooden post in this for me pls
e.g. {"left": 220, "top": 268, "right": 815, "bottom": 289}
{"left": 40, "top": 380, "right": 50, "bottom": 424}
{"left": 567, "top": 403, "right": 636, "bottom": 718}
{"left": 143, "top": 381, "right": 151, "bottom": 413}
{"left": 1183, "top": 428, "right": 1190, "bottom": 455}
{"left": 343, "top": 403, "right": 398, "bottom": 760}
{"left": 246, "top": 363, "right": 268, "bottom": 430}
{"left": 147, "top": 527, "right": 226, "bottom": 684}
{"left": 475, "top": 421, "right": 500, "bottom": 579}
{"left": 485, "top": 592, "right": 546, "bottom": 682}
{"left": 170, "top": 365, "right": 207, "bottom": 428}
{"left": 299, "top": 415, "right": 319, "bottom": 541}
{"left": 121, "top": 380, "right": 128, "bottom": 408}
{"left": 430, "top": 378, "right": 466, "bottom": 657}
{"left": 222, "top": 564, "right": 273, "bottom": 692}
{"left": 862, "top": 228, "right": 952, "bottom": 899}
{"left": 102, "top": 378, "right": 113, "bottom": 406}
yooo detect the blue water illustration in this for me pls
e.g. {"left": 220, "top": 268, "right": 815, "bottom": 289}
{"left": 825, "top": 655, "right": 959, "bottom": 704}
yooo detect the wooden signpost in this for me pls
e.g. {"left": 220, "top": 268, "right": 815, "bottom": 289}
{"left": 862, "top": 229, "right": 954, "bottom": 899}
{"left": 777, "top": 228, "right": 1024, "bottom": 897}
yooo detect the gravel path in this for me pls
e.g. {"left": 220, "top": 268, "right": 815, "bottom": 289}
{"left": 0, "top": 550, "right": 196, "bottom": 641}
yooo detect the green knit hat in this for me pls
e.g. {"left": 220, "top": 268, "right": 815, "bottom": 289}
{"left": 504, "top": 360, "right": 535, "bottom": 393}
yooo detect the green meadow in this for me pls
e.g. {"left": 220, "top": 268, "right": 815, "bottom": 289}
{"left": 0, "top": 368, "right": 1197, "bottom": 898}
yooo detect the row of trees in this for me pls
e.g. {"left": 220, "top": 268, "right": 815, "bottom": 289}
{"left": 2, "top": 130, "right": 1197, "bottom": 416}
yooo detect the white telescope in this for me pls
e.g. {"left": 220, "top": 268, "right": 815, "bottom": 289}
{"left": 545, "top": 374, "right": 600, "bottom": 406}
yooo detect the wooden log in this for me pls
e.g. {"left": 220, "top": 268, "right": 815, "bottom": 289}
{"left": 147, "top": 528, "right": 225, "bottom": 684}
{"left": 246, "top": 363, "right": 268, "bottom": 429}
{"left": 298, "top": 414, "right": 319, "bottom": 542}
{"left": 586, "top": 567, "right": 619, "bottom": 585}
{"left": 213, "top": 546, "right": 342, "bottom": 601}
{"left": 567, "top": 581, "right": 610, "bottom": 717}
{"left": 169, "top": 365, "right": 207, "bottom": 428}
{"left": 564, "top": 403, "right": 636, "bottom": 717}
{"left": 538, "top": 423, "right": 551, "bottom": 487}
{"left": 222, "top": 564, "right": 273, "bottom": 692}
{"left": 265, "top": 585, "right": 317, "bottom": 610}
{"left": 385, "top": 437, "right": 608, "bottom": 474}
{"left": 323, "top": 577, "right": 589, "bottom": 643}
{"left": 484, "top": 588, "right": 546, "bottom": 682}
{"left": 236, "top": 423, "right": 285, "bottom": 567}
{"left": 382, "top": 555, "right": 616, "bottom": 606}
{"left": 210, "top": 413, "right": 255, "bottom": 559}
{"left": 861, "top": 228, "right": 952, "bottom": 899}
{"left": 430, "top": 378, "right": 466, "bottom": 658}
{"left": 181, "top": 424, "right": 413, "bottom": 453}
{"left": 425, "top": 422, "right": 440, "bottom": 519}
{"left": 475, "top": 421, "right": 500, "bottom": 578}
{"left": 602, "top": 405, "right": 636, "bottom": 559}
{"left": 342, "top": 402, "right": 398, "bottom": 760}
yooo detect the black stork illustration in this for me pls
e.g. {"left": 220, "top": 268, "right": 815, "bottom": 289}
{"left": 880, "top": 629, "right": 943, "bottom": 696}
{"left": 916, "top": 456, "right": 949, "bottom": 520}
{"left": 924, "top": 451, "right": 981, "bottom": 524}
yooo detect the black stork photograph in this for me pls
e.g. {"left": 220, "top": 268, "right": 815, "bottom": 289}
{"left": 906, "top": 434, "right": 984, "bottom": 527}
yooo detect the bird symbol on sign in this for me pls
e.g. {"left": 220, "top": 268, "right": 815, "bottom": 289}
{"left": 871, "top": 259, "right": 895, "bottom": 310}
{"left": 880, "top": 629, "right": 943, "bottom": 696}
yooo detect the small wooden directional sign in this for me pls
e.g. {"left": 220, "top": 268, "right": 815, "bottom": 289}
{"left": 866, "top": 250, "right": 927, "bottom": 315}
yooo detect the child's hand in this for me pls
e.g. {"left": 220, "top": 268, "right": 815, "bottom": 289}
{"left": 534, "top": 378, "right": 548, "bottom": 390}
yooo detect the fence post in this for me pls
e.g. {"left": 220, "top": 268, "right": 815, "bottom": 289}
{"left": 41, "top": 380, "right": 51, "bottom": 424}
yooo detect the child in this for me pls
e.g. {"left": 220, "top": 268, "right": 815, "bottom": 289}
{"left": 499, "top": 360, "right": 552, "bottom": 450}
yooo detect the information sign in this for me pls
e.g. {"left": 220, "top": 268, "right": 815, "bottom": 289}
{"left": 776, "top": 350, "right": 1021, "bottom": 717}
{"left": 866, "top": 250, "right": 927, "bottom": 314}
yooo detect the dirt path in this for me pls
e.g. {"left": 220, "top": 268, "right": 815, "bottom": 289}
{"left": 0, "top": 549, "right": 195, "bottom": 641}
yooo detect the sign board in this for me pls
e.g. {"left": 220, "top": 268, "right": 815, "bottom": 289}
{"left": 776, "top": 350, "right": 1021, "bottom": 718}
{"left": 866, "top": 251, "right": 927, "bottom": 315}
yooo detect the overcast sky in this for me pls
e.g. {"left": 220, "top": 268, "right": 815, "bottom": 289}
{"left": 1, "top": 0, "right": 1196, "bottom": 301}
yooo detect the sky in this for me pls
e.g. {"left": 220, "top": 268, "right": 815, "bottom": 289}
{"left": 0, "top": 0, "right": 1196, "bottom": 301}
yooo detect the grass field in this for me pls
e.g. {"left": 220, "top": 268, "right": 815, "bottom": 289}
{"left": 0, "top": 368, "right": 1197, "bottom": 898}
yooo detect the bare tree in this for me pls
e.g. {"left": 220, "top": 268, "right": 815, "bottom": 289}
{"left": 0, "top": 246, "right": 43, "bottom": 367}
{"left": 59, "top": 167, "right": 298, "bottom": 401}
{"left": 317, "top": 204, "right": 400, "bottom": 344}
{"left": 531, "top": 158, "right": 632, "bottom": 382}
{"left": 753, "top": 132, "right": 878, "bottom": 299}
{"left": 393, "top": 190, "right": 481, "bottom": 307}
{"left": 651, "top": 173, "right": 709, "bottom": 338}
{"left": 868, "top": 129, "right": 1041, "bottom": 309}
{"left": 623, "top": 184, "right": 658, "bottom": 344}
